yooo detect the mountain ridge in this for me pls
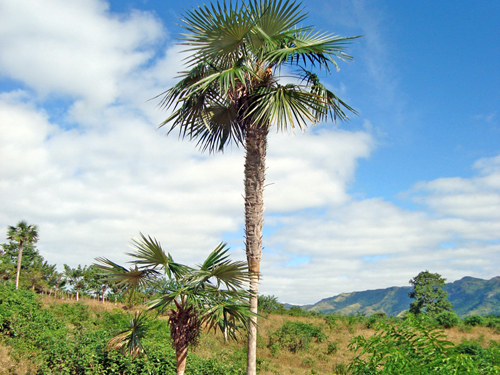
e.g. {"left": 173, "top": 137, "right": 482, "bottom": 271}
{"left": 301, "top": 276, "right": 500, "bottom": 317}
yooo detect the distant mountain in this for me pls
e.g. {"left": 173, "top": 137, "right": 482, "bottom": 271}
{"left": 303, "top": 276, "right": 500, "bottom": 317}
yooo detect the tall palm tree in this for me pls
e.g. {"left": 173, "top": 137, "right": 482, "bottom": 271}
{"left": 7, "top": 220, "right": 39, "bottom": 290}
{"left": 157, "top": 1, "right": 359, "bottom": 372}
{"left": 96, "top": 234, "right": 253, "bottom": 375}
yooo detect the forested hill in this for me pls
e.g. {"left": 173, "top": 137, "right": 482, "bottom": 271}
{"left": 303, "top": 276, "right": 500, "bottom": 317}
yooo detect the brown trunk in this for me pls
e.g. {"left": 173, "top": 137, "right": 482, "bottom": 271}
{"left": 175, "top": 343, "right": 188, "bottom": 375}
{"left": 244, "top": 125, "right": 268, "bottom": 375}
{"left": 15, "top": 241, "right": 24, "bottom": 290}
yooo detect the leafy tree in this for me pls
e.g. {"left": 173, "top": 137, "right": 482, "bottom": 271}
{"left": 156, "top": 1, "right": 358, "bottom": 371}
{"left": 63, "top": 264, "right": 87, "bottom": 301}
{"left": 96, "top": 233, "right": 253, "bottom": 375}
{"left": 258, "top": 295, "right": 282, "bottom": 314}
{"left": 6, "top": 221, "right": 39, "bottom": 289}
{"left": 409, "top": 271, "right": 453, "bottom": 317}
{"left": 85, "top": 264, "right": 110, "bottom": 303}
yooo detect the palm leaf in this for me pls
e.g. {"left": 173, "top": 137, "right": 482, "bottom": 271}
{"left": 94, "top": 257, "right": 157, "bottom": 294}
{"left": 193, "top": 242, "right": 250, "bottom": 290}
{"left": 201, "top": 299, "right": 255, "bottom": 341}
{"left": 127, "top": 233, "right": 189, "bottom": 279}
{"left": 107, "top": 312, "right": 148, "bottom": 358}
{"left": 266, "top": 29, "right": 359, "bottom": 70}
{"left": 248, "top": 0, "right": 306, "bottom": 46}
{"left": 247, "top": 84, "right": 320, "bottom": 130}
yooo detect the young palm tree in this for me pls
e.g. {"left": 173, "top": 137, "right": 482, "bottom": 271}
{"left": 157, "top": 1, "right": 359, "bottom": 372}
{"left": 7, "top": 220, "right": 39, "bottom": 290}
{"left": 96, "top": 233, "right": 253, "bottom": 375}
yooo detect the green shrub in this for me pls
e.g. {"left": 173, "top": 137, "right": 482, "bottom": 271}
{"left": 327, "top": 340, "right": 339, "bottom": 355}
{"left": 268, "top": 321, "right": 326, "bottom": 353}
{"left": 348, "top": 315, "right": 479, "bottom": 374}
{"left": 258, "top": 295, "right": 282, "bottom": 314}
{"left": 333, "top": 362, "right": 348, "bottom": 375}
{"left": 464, "top": 315, "right": 485, "bottom": 327}
{"left": 324, "top": 313, "right": 340, "bottom": 329}
{"left": 366, "top": 312, "right": 387, "bottom": 329}
{"left": 436, "top": 311, "right": 460, "bottom": 328}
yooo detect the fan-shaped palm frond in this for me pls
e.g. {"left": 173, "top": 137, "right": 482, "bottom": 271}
{"left": 201, "top": 299, "right": 255, "bottom": 341}
{"left": 107, "top": 312, "right": 148, "bottom": 358}
{"left": 95, "top": 257, "right": 158, "bottom": 293}
{"left": 127, "top": 233, "right": 189, "bottom": 279}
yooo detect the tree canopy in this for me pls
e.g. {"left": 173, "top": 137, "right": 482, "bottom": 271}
{"left": 409, "top": 270, "right": 453, "bottom": 317}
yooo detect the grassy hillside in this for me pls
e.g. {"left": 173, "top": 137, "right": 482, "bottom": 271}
{"left": 2, "top": 285, "right": 500, "bottom": 374}
{"left": 305, "top": 276, "right": 500, "bottom": 317}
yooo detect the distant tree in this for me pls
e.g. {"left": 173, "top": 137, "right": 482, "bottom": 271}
{"left": 85, "top": 264, "right": 110, "bottom": 303}
{"left": 63, "top": 264, "right": 87, "bottom": 301}
{"left": 6, "top": 221, "right": 39, "bottom": 289}
{"left": 409, "top": 271, "right": 453, "bottom": 317}
{"left": 96, "top": 233, "right": 253, "bottom": 375}
{"left": 258, "top": 295, "right": 283, "bottom": 314}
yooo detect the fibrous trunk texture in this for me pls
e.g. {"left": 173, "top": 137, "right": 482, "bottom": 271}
{"left": 15, "top": 242, "right": 24, "bottom": 290}
{"left": 244, "top": 125, "right": 268, "bottom": 375}
{"left": 170, "top": 305, "right": 199, "bottom": 375}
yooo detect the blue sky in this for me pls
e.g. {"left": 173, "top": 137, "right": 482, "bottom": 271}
{"left": 1, "top": 0, "right": 499, "bottom": 305}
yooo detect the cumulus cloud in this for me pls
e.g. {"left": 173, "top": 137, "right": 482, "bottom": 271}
{"left": 0, "top": 0, "right": 163, "bottom": 107}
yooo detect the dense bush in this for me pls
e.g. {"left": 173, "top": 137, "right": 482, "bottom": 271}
{"left": 268, "top": 320, "right": 326, "bottom": 353}
{"left": 436, "top": 311, "right": 460, "bottom": 328}
{"left": 349, "top": 315, "right": 500, "bottom": 374}
{"left": 464, "top": 315, "right": 486, "bottom": 327}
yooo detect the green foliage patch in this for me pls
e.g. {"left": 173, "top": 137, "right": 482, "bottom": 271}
{"left": 268, "top": 320, "right": 326, "bottom": 353}
{"left": 348, "top": 315, "right": 500, "bottom": 374}
{"left": 0, "top": 285, "right": 247, "bottom": 374}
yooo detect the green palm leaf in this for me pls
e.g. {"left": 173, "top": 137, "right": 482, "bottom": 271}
{"left": 202, "top": 299, "right": 255, "bottom": 341}
{"left": 107, "top": 312, "right": 148, "bottom": 358}
{"left": 128, "top": 233, "right": 189, "bottom": 279}
{"left": 94, "top": 257, "right": 156, "bottom": 291}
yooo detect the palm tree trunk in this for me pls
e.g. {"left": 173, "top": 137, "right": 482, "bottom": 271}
{"left": 15, "top": 241, "right": 24, "bottom": 290}
{"left": 244, "top": 125, "right": 268, "bottom": 375}
{"left": 175, "top": 343, "right": 188, "bottom": 375}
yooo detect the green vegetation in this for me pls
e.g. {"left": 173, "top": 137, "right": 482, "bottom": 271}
{"left": 268, "top": 321, "right": 327, "bottom": 353}
{"left": 349, "top": 314, "right": 500, "bottom": 374}
{"left": 2, "top": 222, "right": 500, "bottom": 374}
{"left": 409, "top": 271, "right": 453, "bottom": 316}
{"left": 303, "top": 276, "right": 500, "bottom": 318}
{"left": 1, "top": 287, "right": 500, "bottom": 374}
{"left": 6, "top": 221, "right": 39, "bottom": 290}
{"left": 0, "top": 284, "right": 247, "bottom": 374}
{"left": 96, "top": 234, "right": 253, "bottom": 375}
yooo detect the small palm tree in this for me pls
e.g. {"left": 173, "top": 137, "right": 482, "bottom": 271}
{"left": 96, "top": 234, "right": 253, "bottom": 375}
{"left": 157, "top": 1, "right": 359, "bottom": 372}
{"left": 7, "top": 221, "right": 39, "bottom": 290}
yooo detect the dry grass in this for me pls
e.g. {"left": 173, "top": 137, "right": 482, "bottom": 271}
{"left": 0, "top": 341, "right": 39, "bottom": 375}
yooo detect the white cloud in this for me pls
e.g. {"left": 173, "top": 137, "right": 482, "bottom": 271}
{"left": 0, "top": 0, "right": 163, "bottom": 107}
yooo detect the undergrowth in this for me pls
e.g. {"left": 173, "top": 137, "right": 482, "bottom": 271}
{"left": 1, "top": 285, "right": 500, "bottom": 374}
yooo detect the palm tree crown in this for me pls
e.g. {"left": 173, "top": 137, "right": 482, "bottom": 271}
{"left": 158, "top": 0, "right": 358, "bottom": 152}
{"left": 156, "top": 1, "right": 359, "bottom": 373}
